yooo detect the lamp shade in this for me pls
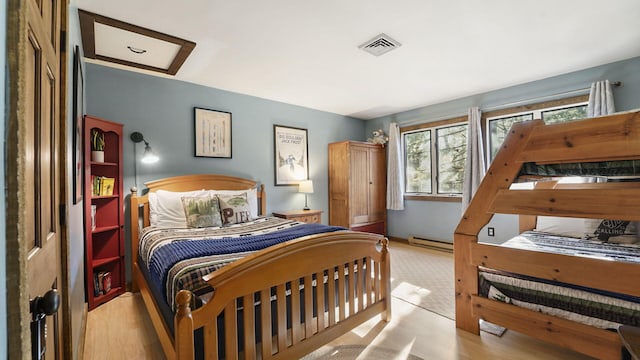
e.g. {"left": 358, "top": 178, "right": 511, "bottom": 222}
{"left": 298, "top": 180, "right": 314, "bottom": 194}
{"left": 141, "top": 144, "right": 159, "bottom": 164}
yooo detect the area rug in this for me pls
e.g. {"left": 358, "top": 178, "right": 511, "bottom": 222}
{"left": 389, "top": 242, "right": 507, "bottom": 337}
{"left": 303, "top": 344, "right": 423, "bottom": 360}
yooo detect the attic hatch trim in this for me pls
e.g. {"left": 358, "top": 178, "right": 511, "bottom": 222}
{"left": 78, "top": 9, "right": 196, "bottom": 75}
{"left": 359, "top": 33, "right": 402, "bottom": 56}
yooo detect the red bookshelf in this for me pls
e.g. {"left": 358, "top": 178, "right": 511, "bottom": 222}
{"left": 83, "top": 115, "right": 125, "bottom": 310}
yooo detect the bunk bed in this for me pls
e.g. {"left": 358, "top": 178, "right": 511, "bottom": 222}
{"left": 454, "top": 109, "right": 640, "bottom": 359}
{"left": 129, "top": 174, "right": 391, "bottom": 360}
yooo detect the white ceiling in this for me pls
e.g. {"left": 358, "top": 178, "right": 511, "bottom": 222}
{"left": 76, "top": 0, "right": 640, "bottom": 120}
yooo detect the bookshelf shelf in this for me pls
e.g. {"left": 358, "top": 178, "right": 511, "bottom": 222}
{"left": 84, "top": 115, "right": 125, "bottom": 310}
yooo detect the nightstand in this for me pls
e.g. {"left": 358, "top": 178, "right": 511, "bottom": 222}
{"left": 272, "top": 209, "right": 323, "bottom": 224}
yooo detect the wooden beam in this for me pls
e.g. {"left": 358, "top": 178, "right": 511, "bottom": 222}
{"left": 490, "top": 188, "right": 640, "bottom": 221}
{"left": 472, "top": 296, "right": 621, "bottom": 360}
{"left": 519, "top": 110, "right": 640, "bottom": 164}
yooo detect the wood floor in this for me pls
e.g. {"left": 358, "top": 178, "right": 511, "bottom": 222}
{"left": 83, "top": 244, "right": 593, "bottom": 360}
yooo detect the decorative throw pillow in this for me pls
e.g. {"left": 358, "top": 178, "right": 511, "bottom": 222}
{"left": 209, "top": 188, "right": 259, "bottom": 218}
{"left": 181, "top": 196, "right": 223, "bottom": 228}
{"left": 584, "top": 219, "right": 639, "bottom": 243}
{"left": 217, "top": 193, "right": 252, "bottom": 225}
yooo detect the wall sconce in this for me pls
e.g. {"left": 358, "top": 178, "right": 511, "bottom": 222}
{"left": 130, "top": 131, "right": 159, "bottom": 164}
{"left": 130, "top": 131, "right": 159, "bottom": 191}
{"left": 298, "top": 180, "right": 314, "bottom": 211}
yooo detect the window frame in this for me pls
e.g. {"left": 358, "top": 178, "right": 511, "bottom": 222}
{"left": 401, "top": 116, "right": 467, "bottom": 201}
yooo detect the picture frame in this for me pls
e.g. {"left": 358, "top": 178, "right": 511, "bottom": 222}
{"left": 273, "top": 125, "right": 309, "bottom": 186}
{"left": 194, "top": 107, "right": 232, "bottom": 158}
{"left": 72, "top": 45, "right": 84, "bottom": 204}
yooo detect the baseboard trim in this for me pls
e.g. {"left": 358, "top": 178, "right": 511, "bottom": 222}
{"left": 408, "top": 236, "right": 453, "bottom": 252}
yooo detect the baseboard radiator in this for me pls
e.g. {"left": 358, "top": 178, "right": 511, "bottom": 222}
{"left": 408, "top": 236, "right": 453, "bottom": 252}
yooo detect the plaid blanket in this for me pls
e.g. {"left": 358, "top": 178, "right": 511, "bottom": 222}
{"left": 480, "top": 231, "right": 640, "bottom": 329}
{"left": 138, "top": 217, "right": 344, "bottom": 309}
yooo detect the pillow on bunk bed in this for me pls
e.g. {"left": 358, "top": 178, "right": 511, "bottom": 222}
{"left": 217, "top": 193, "right": 253, "bottom": 225}
{"left": 181, "top": 196, "right": 223, "bottom": 228}
{"left": 535, "top": 216, "right": 590, "bottom": 238}
{"left": 148, "top": 189, "right": 209, "bottom": 228}
{"left": 584, "top": 219, "right": 639, "bottom": 244}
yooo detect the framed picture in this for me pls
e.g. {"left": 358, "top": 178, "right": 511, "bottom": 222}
{"left": 194, "top": 107, "right": 232, "bottom": 158}
{"left": 72, "top": 45, "right": 84, "bottom": 204}
{"left": 274, "top": 125, "right": 309, "bottom": 186}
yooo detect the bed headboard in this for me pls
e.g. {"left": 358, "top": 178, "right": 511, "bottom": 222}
{"left": 129, "top": 174, "right": 266, "bottom": 272}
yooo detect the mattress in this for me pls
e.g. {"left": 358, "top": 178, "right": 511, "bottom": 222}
{"left": 479, "top": 231, "right": 640, "bottom": 329}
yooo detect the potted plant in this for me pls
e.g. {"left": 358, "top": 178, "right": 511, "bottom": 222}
{"left": 91, "top": 129, "right": 105, "bottom": 162}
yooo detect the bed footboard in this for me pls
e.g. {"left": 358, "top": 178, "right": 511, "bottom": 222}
{"left": 174, "top": 231, "right": 391, "bottom": 360}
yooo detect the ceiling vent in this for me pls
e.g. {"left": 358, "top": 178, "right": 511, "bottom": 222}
{"left": 358, "top": 33, "right": 401, "bottom": 56}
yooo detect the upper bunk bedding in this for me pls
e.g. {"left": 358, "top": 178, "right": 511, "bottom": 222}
{"left": 138, "top": 217, "right": 344, "bottom": 309}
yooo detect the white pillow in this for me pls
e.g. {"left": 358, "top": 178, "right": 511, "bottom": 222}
{"left": 149, "top": 189, "right": 209, "bottom": 228}
{"left": 208, "top": 188, "right": 259, "bottom": 219}
{"left": 535, "top": 216, "right": 589, "bottom": 238}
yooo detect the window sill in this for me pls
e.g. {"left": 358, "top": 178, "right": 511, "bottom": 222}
{"left": 404, "top": 194, "right": 462, "bottom": 203}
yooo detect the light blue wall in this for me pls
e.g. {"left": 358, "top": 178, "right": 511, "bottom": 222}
{"left": 85, "top": 64, "right": 366, "bottom": 280}
{"left": 368, "top": 56, "right": 640, "bottom": 244}
{"left": 66, "top": 2, "right": 86, "bottom": 358}
{"left": 1, "top": 0, "right": 8, "bottom": 356}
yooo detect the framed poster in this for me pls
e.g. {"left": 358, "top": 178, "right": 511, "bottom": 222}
{"left": 194, "top": 107, "right": 232, "bottom": 158}
{"left": 274, "top": 125, "right": 309, "bottom": 186}
{"left": 72, "top": 45, "right": 84, "bottom": 204}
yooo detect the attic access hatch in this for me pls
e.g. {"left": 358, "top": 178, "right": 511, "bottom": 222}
{"left": 358, "top": 33, "right": 401, "bottom": 56}
{"left": 78, "top": 9, "right": 196, "bottom": 75}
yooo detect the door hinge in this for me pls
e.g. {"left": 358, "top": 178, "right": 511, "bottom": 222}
{"left": 59, "top": 204, "right": 66, "bottom": 226}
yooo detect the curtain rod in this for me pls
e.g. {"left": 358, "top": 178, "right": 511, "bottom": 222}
{"left": 481, "top": 81, "right": 622, "bottom": 113}
{"left": 400, "top": 81, "right": 622, "bottom": 126}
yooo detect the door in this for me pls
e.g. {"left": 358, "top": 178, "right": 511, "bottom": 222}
{"left": 6, "top": 0, "right": 65, "bottom": 358}
{"left": 367, "top": 146, "right": 386, "bottom": 222}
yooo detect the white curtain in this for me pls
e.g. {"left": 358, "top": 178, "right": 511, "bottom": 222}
{"left": 587, "top": 80, "right": 616, "bottom": 117}
{"left": 461, "top": 107, "right": 485, "bottom": 213}
{"left": 386, "top": 122, "right": 404, "bottom": 210}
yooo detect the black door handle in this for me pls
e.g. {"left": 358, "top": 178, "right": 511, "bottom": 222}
{"left": 30, "top": 289, "right": 60, "bottom": 317}
{"left": 30, "top": 289, "right": 60, "bottom": 360}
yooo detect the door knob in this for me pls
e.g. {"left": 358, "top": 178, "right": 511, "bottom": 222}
{"left": 30, "top": 289, "right": 60, "bottom": 317}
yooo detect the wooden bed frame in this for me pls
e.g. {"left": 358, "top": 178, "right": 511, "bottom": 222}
{"left": 129, "top": 174, "right": 391, "bottom": 360}
{"left": 454, "top": 109, "right": 640, "bottom": 359}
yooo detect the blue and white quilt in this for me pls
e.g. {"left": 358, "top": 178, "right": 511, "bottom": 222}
{"left": 138, "top": 217, "right": 344, "bottom": 309}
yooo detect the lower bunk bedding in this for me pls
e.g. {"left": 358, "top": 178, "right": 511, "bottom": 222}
{"left": 479, "top": 231, "right": 640, "bottom": 330}
{"left": 137, "top": 216, "right": 353, "bottom": 358}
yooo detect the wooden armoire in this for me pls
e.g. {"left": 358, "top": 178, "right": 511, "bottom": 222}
{"left": 329, "top": 141, "right": 386, "bottom": 235}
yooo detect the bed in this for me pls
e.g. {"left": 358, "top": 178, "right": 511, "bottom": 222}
{"left": 454, "top": 109, "right": 640, "bottom": 359}
{"left": 129, "top": 174, "right": 391, "bottom": 360}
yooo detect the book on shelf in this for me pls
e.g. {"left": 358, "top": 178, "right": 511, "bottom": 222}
{"left": 91, "top": 205, "right": 96, "bottom": 230}
{"left": 93, "top": 271, "right": 112, "bottom": 296}
{"left": 100, "top": 177, "right": 115, "bottom": 196}
{"left": 91, "top": 176, "right": 115, "bottom": 196}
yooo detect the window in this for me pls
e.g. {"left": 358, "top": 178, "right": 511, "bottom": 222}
{"left": 402, "top": 96, "right": 587, "bottom": 200}
{"left": 403, "top": 121, "right": 467, "bottom": 196}
{"left": 487, "top": 102, "right": 587, "bottom": 162}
